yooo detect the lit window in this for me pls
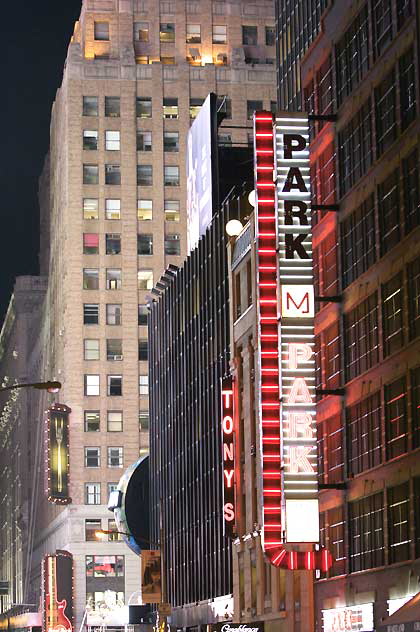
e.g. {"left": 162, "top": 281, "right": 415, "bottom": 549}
{"left": 213, "top": 25, "right": 227, "bottom": 44}
{"left": 86, "top": 555, "right": 124, "bottom": 578}
{"left": 106, "top": 233, "right": 121, "bottom": 255}
{"left": 164, "top": 199, "right": 180, "bottom": 221}
{"left": 108, "top": 447, "right": 123, "bottom": 467}
{"left": 83, "top": 164, "right": 99, "bottom": 185}
{"left": 108, "top": 518, "right": 122, "bottom": 541}
{"left": 84, "top": 374, "right": 100, "bottom": 396}
{"left": 85, "top": 483, "right": 101, "bottom": 505}
{"left": 83, "top": 130, "right": 98, "bottom": 150}
{"left": 137, "top": 131, "right": 152, "bottom": 151}
{"left": 84, "top": 303, "right": 99, "bottom": 324}
{"left": 83, "top": 233, "right": 99, "bottom": 254}
{"left": 134, "top": 22, "right": 149, "bottom": 41}
{"left": 94, "top": 22, "right": 109, "bottom": 41}
{"left": 242, "top": 25, "right": 258, "bottom": 45}
{"left": 136, "top": 55, "right": 150, "bottom": 65}
{"left": 105, "top": 97, "right": 120, "bottom": 117}
{"left": 105, "top": 165, "right": 121, "bottom": 185}
{"left": 85, "top": 447, "right": 100, "bottom": 467}
{"left": 107, "top": 411, "right": 123, "bottom": 432}
{"left": 160, "top": 23, "right": 175, "bottom": 42}
{"left": 106, "top": 269, "right": 122, "bottom": 290}
{"left": 137, "top": 165, "right": 153, "bottom": 186}
{"left": 105, "top": 199, "right": 121, "bottom": 220}
{"left": 247, "top": 100, "right": 263, "bottom": 119}
{"left": 138, "top": 270, "right": 153, "bottom": 290}
{"left": 138, "top": 339, "right": 148, "bottom": 361}
{"left": 138, "top": 304, "right": 148, "bottom": 326}
{"left": 163, "top": 131, "right": 179, "bottom": 152}
{"left": 138, "top": 234, "right": 153, "bottom": 255}
{"left": 163, "top": 98, "right": 178, "bottom": 119}
{"left": 161, "top": 56, "right": 176, "bottom": 65}
{"left": 186, "top": 24, "right": 201, "bottom": 43}
{"left": 164, "top": 166, "right": 179, "bottom": 186}
{"left": 83, "top": 198, "right": 99, "bottom": 220}
{"left": 83, "top": 269, "right": 99, "bottom": 290}
{"left": 136, "top": 97, "right": 152, "bottom": 118}
{"left": 84, "top": 411, "right": 100, "bottom": 432}
{"left": 139, "top": 410, "right": 149, "bottom": 430}
{"left": 85, "top": 519, "right": 101, "bottom": 541}
{"left": 105, "top": 131, "right": 120, "bottom": 151}
{"left": 139, "top": 374, "right": 148, "bottom": 395}
{"left": 189, "top": 98, "right": 204, "bottom": 119}
{"left": 83, "top": 96, "right": 98, "bottom": 116}
{"left": 106, "top": 304, "right": 122, "bottom": 325}
{"left": 138, "top": 199, "right": 153, "bottom": 221}
{"left": 84, "top": 339, "right": 100, "bottom": 360}
{"left": 107, "top": 339, "right": 123, "bottom": 361}
{"left": 165, "top": 234, "right": 180, "bottom": 255}
{"left": 107, "top": 375, "right": 122, "bottom": 396}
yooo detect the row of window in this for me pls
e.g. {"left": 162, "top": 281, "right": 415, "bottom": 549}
{"left": 83, "top": 164, "right": 180, "bottom": 187}
{"left": 84, "top": 446, "right": 124, "bottom": 468}
{"left": 86, "top": 554, "right": 124, "bottom": 577}
{"left": 85, "top": 518, "right": 122, "bottom": 542}
{"left": 320, "top": 477, "right": 420, "bottom": 578}
{"left": 83, "top": 269, "right": 169, "bottom": 291}
{"left": 83, "top": 338, "right": 148, "bottom": 362}
{"left": 83, "top": 198, "right": 180, "bottom": 222}
{"left": 82, "top": 233, "right": 180, "bottom": 256}
{"left": 85, "top": 481, "right": 117, "bottom": 504}
{"left": 86, "top": 590, "right": 124, "bottom": 609}
{"left": 84, "top": 374, "right": 149, "bottom": 396}
{"left": 84, "top": 410, "right": 149, "bottom": 432}
{"left": 83, "top": 129, "right": 180, "bottom": 152}
{"left": 83, "top": 303, "right": 148, "bottom": 326}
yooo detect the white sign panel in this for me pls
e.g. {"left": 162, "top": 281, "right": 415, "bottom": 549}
{"left": 322, "top": 604, "right": 374, "bottom": 632}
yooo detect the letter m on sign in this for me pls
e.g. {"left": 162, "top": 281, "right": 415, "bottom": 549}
{"left": 281, "top": 285, "right": 314, "bottom": 318}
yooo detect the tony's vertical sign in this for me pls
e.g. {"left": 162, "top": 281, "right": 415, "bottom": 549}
{"left": 221, "top": 376, "right": 235, "bottom": 536}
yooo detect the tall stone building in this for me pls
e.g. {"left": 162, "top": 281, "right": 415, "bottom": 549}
{"left": 28, "top": 0, "right": 276, "bottom": 628}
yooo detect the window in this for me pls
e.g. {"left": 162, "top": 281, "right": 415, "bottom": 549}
{"left": 108, "top": 482, "right": 118, "bottom": 496}
{"left": 138, "top": 304, "right": 148, "bottom": 326}
{"left": 84, "top": 411, "right": 100, "bottom": 432}
{"left": 83, "top": 269, "right": 99, "bottom": 290}
{"left": 105, "top": 165, "right": 121, "bottom": 185}
{"left": 83, "top": 164, "right": 99, "bottom": 185}
{"left": 399, "top": 47, "right": 417, "bottom": 130}
{"left": 408, "top": 256, "right": 420, "bottom": 341}
{"left": 344, "top": 293, "right": 379, "bottom": 381}
{"left": 106, "top": 269, "right": 121, "bottom": 290}
{"left": 83, "top": 130, "right": 98, "bottom": 150}
{"left": 338, "top": 99, "right": 372, "bottom": 196}
{"left": 134, "top": 22, "right": 149, "bottom": 41}
{"left": 137, "top": 165, "right": 153, "bottom": 186}
{"left": 247, "top": 100, "right": 263, "bottom": 119}
{"left": 138, "top": 234, "right": 153, "bottom": 255}
{"left": 85, "top": 519, "right": 101, "bottom": 541}
{"left": 84, "top": 339, "right": 100, "bottom": 361}
{"left": 382, "top": 274, "right": 404, "bottom": 356}
{"left": 347, "top": 392, "right": 382, "bottom": 476}
{"left": 403, "top": 149, "right": 420, "bottom": 233}
{"left": 186, "top": 24, "right": 201, "bottom": 43}
{"left": 317, "top": 231, "right": 338, "bottom": 297}
{"left": 341, "top": 195, "right": 376, "bottom": 288}
{"left": 84, "top": 303, "right": 99, "bottom": 324}
{"left": 335, "top": 6, "right": 369, "bottom": 107}
{"left": 349, "top": 492, "right": 384, "bottom": 572}
{"left": 107, "top": 375, "right": 122, "bottom": 396}
{"left": 139, "top": 339, "right": 148, "bottom": 361}
{"left": 139, "top": 410, "right": 149, "bottom": 430}
{"left": 137, "top": 131, "right": 152, "bottom": 151}
{"left": 164, "top": 166, "right": 179, "bottom": 186}
{"left": 164, "top": 233, "right": 180, "bottom": 255}
{"left": 107, "top": 411, "right": 123, "bottom": 432}
{"left": 385, "top": 376, "right": 407, "bottom": 459}
{"left": 375, "top": 70, "right": 397, "bottom": 157}
{"left": 372, "top": 0, "right": 393, "bottom": 58}
{"left": 242, "top": 25, "right": 257, "bottom": 45}
{"left": 138, "top": 270, "right": 153, "bottom": 290}
{"left": 324, "top": 323, "right": 340, "bottom": 389}
{"left": 326, "top": 415, "right": 344, "bottom": 483}
{"left": 106, "top": 304, "right": 122, "bottom": 325}
{"left": 86, "top": 555, "right": 124, "bottom": 578}
{"left": 84, "top": 374, "right": 100, "bottom": 396}
{"left": 108, "top": 518, "right": 122, "bottom": 541}
{"left": 83, "top": 96, "right": 98, "bottom": 117}
{"left": 160, "top": 23, "right": 175, "bottom": 42}
{"left": 213, "top": 25, "right": 227, "bottom": 44}
{"left": 106, "top": 234, "right": 121, "bottom": 255}
{"left": 397, "top": 0, "right": 412, "bottom": 28}
{"left": 83, "top": 233, "right": 99, "bottom": 255}
{"left": 136, "top": 97, "right": 152, "bottom": 118}
{"left": 163, "top": 98, "right": 178, "bottom": 119}
{"left": 105, "top": 131, "right": 120, "bottom": 151}
{"left": 105, "top": 199, "right": 120, "bottom": 220}
{"left": 108, "top": 447, "right": 123, "bottom": 467}
{"left": 165, "top": 200, "right": 180, "bottom": 222}
{"left": 105, "top": 97, "right": 120, "bottom": 118}
{"left": 85, "top": 483, "right": 101, "bottom": 505}
{"left": 190, "top": 98, "right": 204, "bottom": 119}
{"left": 264, "top": 25, "right": 275, "bottom": 45}
{"left": 161, "top": 55, "right": 176, "bottom": 65}
{"left": 388, "top": 482, "right": 410, "bottom": 563}
{"left": 138, "top": 199, "right": 153, "bottom": 221}
{"left": 412, "top": 367, "right": 420, "bottom": 448}
{"left": 85, "top": 447, "right": 100, "bottom": 467}
{"left": 163, "top": 131, "right": 179, "bottom": 152}
{"left": 107, "top": 339, "right": 122, "bottom": 361}
{"left": 328, "top": 507, "right": 346, "bottom": 577}
{"left": 139, "top": 374, "right": 148, "bottom": 395}
{"left": 83, "top": 198, "right": 99, "bottom": 220}
{"left": 94, "top": 21, "right": 109, "bottom": 41}
{"left": 378, "top": 169, "right": 400, "bottom": 255}
{"left": 218, "top": 133, "right": 232, "bottom": 147}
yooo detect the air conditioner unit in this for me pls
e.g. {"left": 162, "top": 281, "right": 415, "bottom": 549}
{"left": 113, "top": 355, "right": 123, "bottom": 361}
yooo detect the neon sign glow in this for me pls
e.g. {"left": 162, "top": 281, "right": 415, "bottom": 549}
{"left": 222, "top": 377, "right": 236, "bottom": 533}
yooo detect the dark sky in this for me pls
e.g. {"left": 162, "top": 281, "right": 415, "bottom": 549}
{"left": 0, "top": 1, "right": 82, "bottom": 322}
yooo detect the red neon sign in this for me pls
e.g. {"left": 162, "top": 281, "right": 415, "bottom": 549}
{"left": 221, "top": 377, "right": 235, "bottom": 533}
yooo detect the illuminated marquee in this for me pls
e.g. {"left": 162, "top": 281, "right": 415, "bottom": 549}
{"left": 46, "top": 404, "right": 72, "bottom": 505}
{"left": 322, "top": 604, "right": 374, "bottom": 632}
{"left": 42, "top": 551, "right": 74, "bottom": 632}
{"left": 221, "top": 376, "right": 236, "bottom": 536}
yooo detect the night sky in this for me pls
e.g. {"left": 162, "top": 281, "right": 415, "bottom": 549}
{"left": 0, "top": 1, "right": 82, "bottom": 322}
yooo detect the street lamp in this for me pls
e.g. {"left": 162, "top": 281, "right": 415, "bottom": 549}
{"left": 0, "top": 380, "right": 61, "bottom": 394}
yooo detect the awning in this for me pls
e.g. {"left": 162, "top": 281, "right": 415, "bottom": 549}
{"left": 378, "top": 592, "right": 420, "bottom": 632}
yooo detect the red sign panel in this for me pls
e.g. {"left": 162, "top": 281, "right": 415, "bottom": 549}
{"left": 43, "top": 551, "right": 73, "bottom": 632}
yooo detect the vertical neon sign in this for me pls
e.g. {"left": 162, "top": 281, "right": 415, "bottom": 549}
{"left": 221, "top": 376, "right": 235, "bottom": 536}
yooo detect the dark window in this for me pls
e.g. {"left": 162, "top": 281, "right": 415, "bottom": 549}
{"left": 137, "top": 165, "right": 153, "bottom": 186}
{"left": 399, "top": 47, "right": 417, "bottom": 130}
{"left": 83, "top": 269, "right": 99, "bottom": 290}
{"left": 414, "top": 476, "right": 420, "bottom": 556}
{"left": 83, "top": 164, "right": 99, "bottom": 185}
{"left": 107, "top": 339, "right": 122, "bottom": 361}
{"left": 94, "top": 21, "right": 109, "bottom": 41}
{"left": 318, "top": 142, "right": 336, "bottom": 204}
{"left": 382, "top": 273, "right": 404, "bottom": 356}
{"left": 403, "top": 149, "right": 420, "bottom": 233}
{"left": 190, "top": 98, "right": 204, "bottom": 119}
{"left": 83, "top": 130, "right": 98, "bottom": 150}
{"left": 338, "top": 99, "right": 372, "bottom": 196}
{"left": 316, "top": 421, "right": 325, "bottom": 484}
{"left": 160, "top": 23, "right": 175, "bottom": 42}
{"left": 84, "top": 411, "right": 100, "bottom": 432}
{"left": 408, "top": 257, "right": 420, "bottom": 340}
{"left": 326, "top": 415, "right": 344, "bottom": 483}
{"left": 318, "top": 231, "right": 338, "bottom": 296}
{"left": 139, "top": 339, "right": 148, "bottom": 361}
{"left": 105, "top": 165, "right": 121, "bottom": 185}
{"left": 83, "top": 233, "right": 99, "bottom": 255}
{"left": 341, "top": 195, "right": 376, "bottom": 287}
{"left": 139, "top": 410, "right": 149, "bottom": 430}
{"left": 85, "top": 519, "right": 101, "bottom": 541}
{"left": 106, "top": 233, "right": 121, "bottom": 255}
{"left": 105, "top": 97, "right": 120, "bottom": 117}
{"left": 397, "top": 0, "right": 412, "bottom": 29}
{"left": 247, "top": 100, "right": 263, "bottom": 119}
{"left": 335, "top": 5, "right": 369, "bottom": 107}
{"left": 375, "top": 70, "right": 397, "bottom": 156}
{"left": 83, "top": 96, "right": 98, "bottom": 117}
{"left": 137, "top": 131, "right": 152, "bottom": 151}
{"left": 216, "top": 96, "right": 232, "bottom": 119}
{"left": 329, "top": 507, "right": 346, "bottom": 576}
{"left": 84, "top": 303, "right": 99, "bottom": 324}
{"left": 138, "top": 234, "right": 153, "bottom": 255}
{"left": 107, "top": 375, "right": 122, "bottom": 396}
{"left": 136, "top": 97, "right": 152, "bottom": 118}
{"left": 349, "top": 492, "right": 384, "bottom": 572}
{"left": 411, "top": 366, "right": 420, "bottom": 448}
{"left": 385, "top": 376, "right": 407, "bottom": 459}
{"left": 325, "top": 323, "right": 340, "bottom": 389}
{"left": 138, "top": 304, "right": 148, "bottom": 326}
{"left": 317, "top": 56, "right": 333, "bottom": 125}
{"left": 165, "top": 234, "right": 180, "bottom": 255}
{"left": 347, "top": 392, "right": 382, "bottom": 476}
{"left": 134, "top": 21, "right": 149, "bottom": 42}
{"left": 372, "top": 0, "right": 393, "bottom": 57}
{"left": 378, "top": 169, "right": 400, "bottom": 255}
{"left": 164, "top": 166, "right": 179, "bottom": 187}
{"left": 85, "top": 447, "right": 100, "bottom": 467}
{"left": 242, "top": 25, "right": 258, "bottom": 45}
{"left": 388, "top": 482, "right": 410, "bottom": 563}
{"left": 265, "top": 26, "right": 275, "bottom": 46}
{"left": 164, "top": 131, "right": 179, "bottom": 152}
{"left": 344, "top": 293, "right": 379, "bottom": 381}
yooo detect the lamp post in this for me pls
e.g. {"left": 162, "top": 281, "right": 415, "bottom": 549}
{"left": 0, "top": 380, "right": 61, "bottom": 394}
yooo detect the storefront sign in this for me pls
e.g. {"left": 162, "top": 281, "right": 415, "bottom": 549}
{"left": 210, "top": 624, "right": 265, "bottom": 632}
{"left": 42, "top": 551, "right": 74, "bottom": 632}
{"left": 221, "top": 376, "right": 236, "bottom": 536}
{"left": 322, "top": 603, "right": 374, "bottom": 632}
{"left": 46, "top": 404, "right": 72, "bottom": 504}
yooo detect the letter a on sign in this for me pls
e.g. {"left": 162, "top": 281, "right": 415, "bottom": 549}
{"left": 281, "top": 285, "right": 314, "bottom": 318}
